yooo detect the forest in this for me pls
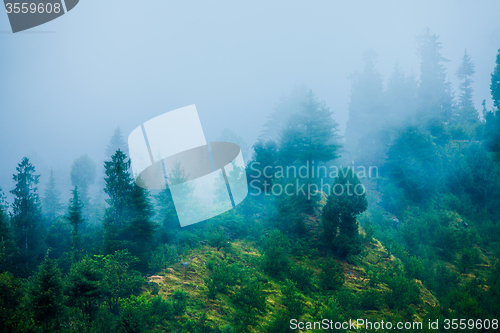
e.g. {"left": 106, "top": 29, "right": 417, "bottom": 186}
{"left": 1, "top": 28, "right": 500, "bottom": 332}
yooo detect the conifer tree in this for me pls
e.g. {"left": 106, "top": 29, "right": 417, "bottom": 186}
{"left": 27, "top": 254, "right": 64, "bottom": 332}
{"left": 70, "top": 154, "right": 96, "bottom": 210}
{"left": 345, "top": 49, "right": 386, "bottom": 165}
{"left": 10, "top": 157, "right": 44, "bottom": 275}
{"left": 106, "top": 127, "right": 128, "bottom": 158}
{"left": 279, "top": 89, "right": 340, "bottom": 165}
{"left": 0, "top": 188, "right": 12, "bottom": 270}
{"left": 322, "top": 168, "right": 367, "bottom": 257}
{"left": 103, "top": 150, "right": 155, "bottom": 269}
{"left": 416, "top": 28, "right": 453, "bottom": 122}
{"left": 485, "top": 48, "right": 500, "bottom": 156}
{"left": 68, "top": 186, "right": 85, "bottom": 261}
{"left": 103, "top": 150, "right": 133, "bottom": 254}
{"left": 456, "top": 49, "right": 475, "bottom": 108}
{"left": 42, "top": 169, "right": 62, "bottom": 224}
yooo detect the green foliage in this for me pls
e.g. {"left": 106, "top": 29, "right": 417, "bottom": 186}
{"left": 279, "top": 89, "right": 340, "bottom": 165}
{"left": 281, "top": 279, "right": 306, "bottom": 318}
{"left": 10, "top": 157, "right": 45, "bottom": 276}
{"left": 208, "top": 227, "right": 231, "bottom": 251}
{"left": 0, "top": 272, "right": 22, "bottom": 333}
{"left": 103, "top": 150, "right": 156, "bottom": 270}
{"left": 70, "top": 154, "right": 97, "bottom": 208}
{"left": 231, "top": 277, "right": 267, "bottom": 333}
{"left": 458, "top": 248, "right": 481, "bottom": 274}
{"left": 68, "top": 186, "right": 85, "bottom": 261}
{"left": 261, "top": 230, "right": 291, "bottom": 278}
{"left": 319, "top": 258, "right": 344, "bottom": 291}
{"left": 172, "top": 289, "right": 187, "bottom": 315}
{"left": 27, "top": 254, "right": 64, "bottom": 332}
{"left": 359, "top": 288, "right": 383, "bottom": 310}
{"left": 204, "top": 259, "right": 238, "bottom": 299}
{"left": 322, "top": 168, "right": 367, "bottom": 257}
{"left": 289, "top": 263, "right": 313, "bottom": 291}
{"left": 149, "top": 243, "right": 178, "bottom": 272}
{"left": 491, "top": 48, "right": 500, "bottom": 110}
{"left": 42, "top": 169, "right": 63, "bottom": 223}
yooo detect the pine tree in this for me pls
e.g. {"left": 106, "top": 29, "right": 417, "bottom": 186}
{"left": 68, "top": 186, "right": 85, "bottom": 261}
{"left": 485, "top": 49, "right": 500, "bottom": 155}
{"left": 103, "top": 150, "right": 133, "bottom": 254}
{"left": 456, "top": 49, "right": 475, "bottom": 108}
{"left": 453, "top": 49, "right": 479, "bottom": 124}
{"left": 27, "top": 254, "right": 64, "bottom": 332}
{"left": 386, "top": 62, "right": 418, "bottom": 125}
{"left": 106, "top": 127, "right": 128, "bottom": 158}
{"left": 416, "top": 28, "right": 453, "bottom": 122}
{"left": 10, "top": 157, "right": 44, "bottom": 275}
{"left": 0, "top": 188, "right": 13, "bottom": 271}
{"left": 279, "top": 89, "right": 340, "bottom": 165}
{"left": 491, "top": 48, "right": 500, "bottom": 111}
{"left": 261, "top": 85, "right": 310, "bottom": 141}
{"left": 42, "top": 169, "right": 62, "bottom": 224}
{"left": 345, "top": 49, "right": 386, "bottom": 165}
{"left": 322, "top": 168, "right": 367, "bottom": 257}
{"left": 70, "top": 154, "right": 96, "bottom": 209}
{"left": 103, "top": 150, "right": 155, "bottom": 270}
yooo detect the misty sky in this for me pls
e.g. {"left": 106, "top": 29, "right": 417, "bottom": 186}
{"left": 1, "top": 0, "right": 500, "bottom": 199}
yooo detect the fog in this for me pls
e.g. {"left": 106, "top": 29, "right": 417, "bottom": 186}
{"left": 1, "top": 0, "right": 500, "bottom": 201}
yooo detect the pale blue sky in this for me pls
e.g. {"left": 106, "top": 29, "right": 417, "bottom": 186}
{"left": 1, "top": 0, "right": 500, "bottom": 199}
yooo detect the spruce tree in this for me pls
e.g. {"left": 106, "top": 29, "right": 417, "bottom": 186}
{"left": 279, "top": 89, "right": 340, "bottom": 165}
{"left": 491, "top": 48, "right": 500, "bottom": 110}
{"left": 68, "top": 186, "right": 85, "bottom": 261}
{"left": 70, "top": 154, "right": 96, "bottom": 210}
{"left": 103, "top": 150, "right": 133, "bottom": 254}
{"left": 42, "top": 169, "right": 62, "bottom": 224}
{"left": 27, "top": 254, "right": 64, "bottom": 332}
{"left": 103, "top": 150, "right": 155, "bottom": 270}
{"left": 0, "top": 188, "right": 13, "bottom": 271}
{"left": 345, "top": 49, "right": 386, "bottom": 165}
{"left": 322, "top": 168, "right": 367, "bottom": 257}
{"left": 416, "top": 28, "right": 453, "bottom": 122}
{"left": 106, "top": 127, "right": 128, "bottom": 158}
{"left": 485, "top": 48, "right": 500, "bottom": 155}
{"left": 10, "top": 157, "right": 44, "bottom": 275}
{"left": 456, "top": 49, "right": 475, "bottom": 108}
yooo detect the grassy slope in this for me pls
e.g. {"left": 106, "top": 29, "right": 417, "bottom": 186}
{"left": 143, "top": 217, "right": 438, "bottom": 332}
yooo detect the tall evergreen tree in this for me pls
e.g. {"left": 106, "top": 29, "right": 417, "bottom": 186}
{"left": 345, "top": 49, "right": 386, "bottom": 165}
{"left": 10, "top": 157, "right": 44, "bottom": 275}
{"left": 103, "top": 150, "right": 155, "bottom": 269}
{"left": 42, "top": 169, "right": 62, "bottom": 224}
{"left": 485, "top": 48, "right": 500, "bottom": 156}
{"left": 322, "top": 168, "right": 367, "bottom": 257}
{"left": 279, "top": 89, "right": 340, "bottom": 165}
{"left": 70, "top": 154, "right": 96, "bottom": 210}
{"left": 68, "top": 186, "right": 85, "bottom": 261}
{"left": 456, "top": 49, "right": 475, "bottom": 108}
{"left": 261, "top": 85, "right": 310, "bottom": 142}
{"left": 103, "top": 150, "right": 133, "bottom": 254}
{"left": 491, "top": 48, "right": 500, "bottom": 111}
{"left": 27, "top": 254, "right": 64, "bottom": 332}
{"left": 106, "top": 127, "right": 128, "bottom": 158}
{"left": 0, "top": 188, "right": 13, "bottom": 271}
{"left": 386, "top": 62, "right": 418, "bottom": 125}
{"left": 416, "top": 28, "right": 453, "bottom": 122}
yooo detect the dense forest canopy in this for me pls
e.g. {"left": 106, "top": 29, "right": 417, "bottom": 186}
{"left": 1, "top": 28, "right": 500, "bottom": 333}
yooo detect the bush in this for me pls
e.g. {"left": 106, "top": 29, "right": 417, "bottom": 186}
{"left": 172, "top": 290, "right": 187, "bottom": 315}
{"left": 149, "top": 244, "right": 178, "bottom": 272}
{"left": 289, "top": 264, "right": 313, "bottom": 291}
{"left": 319, "top": 258, "right": 344, "bottom": 291}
